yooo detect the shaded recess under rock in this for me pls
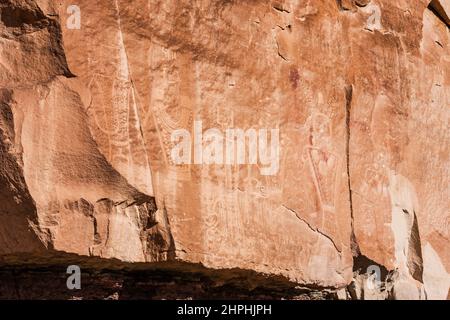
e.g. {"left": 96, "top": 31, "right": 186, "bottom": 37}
{"left": 0, "top": 0, "right": 449, "bottom": 299}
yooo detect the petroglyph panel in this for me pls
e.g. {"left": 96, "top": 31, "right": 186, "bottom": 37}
{"left": 0, "top": 0, "right": 448, "bottom": 297}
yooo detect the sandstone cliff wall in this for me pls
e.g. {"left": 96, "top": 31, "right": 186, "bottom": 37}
{"left": 0, "top": 0, "right": 448, "bottom": 299}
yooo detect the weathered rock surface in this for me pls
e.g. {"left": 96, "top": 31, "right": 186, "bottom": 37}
{"left": 0, "top": 0, "right": 448, "bottom": 299}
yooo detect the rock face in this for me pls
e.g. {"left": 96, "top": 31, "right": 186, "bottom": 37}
{"left": 0, "top": 0, "right": 449, "bottom": 299}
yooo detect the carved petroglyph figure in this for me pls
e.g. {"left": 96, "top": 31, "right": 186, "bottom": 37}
{"left": 86, "top": 27, "right": 153, "bottom": 195}
{"left": 362, "top": 153, "right": 389, "bottom": 197}
{"left": 356, "top": 152, "right": 390, "bottom": 236}
{"left": 304, "top": 113, "right": 339, "bottom": 216}
{"left": 298, "top": 113, "right": 344, "bottom": 263}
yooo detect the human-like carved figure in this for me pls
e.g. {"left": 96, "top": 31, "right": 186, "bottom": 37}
{"left": 305, "top": 113, "right": 339, "bottom": 216}
{"left": 361, "top": 152, "right": 389, "bottom": 196}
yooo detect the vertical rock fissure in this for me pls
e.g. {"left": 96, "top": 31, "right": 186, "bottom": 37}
{"left": 344, "top": 85, "right": 360, "bottom": 257}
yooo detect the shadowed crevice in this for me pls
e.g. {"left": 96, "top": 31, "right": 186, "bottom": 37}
{"left": 407, "top": 211, "right": 424, "bottom": 283}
